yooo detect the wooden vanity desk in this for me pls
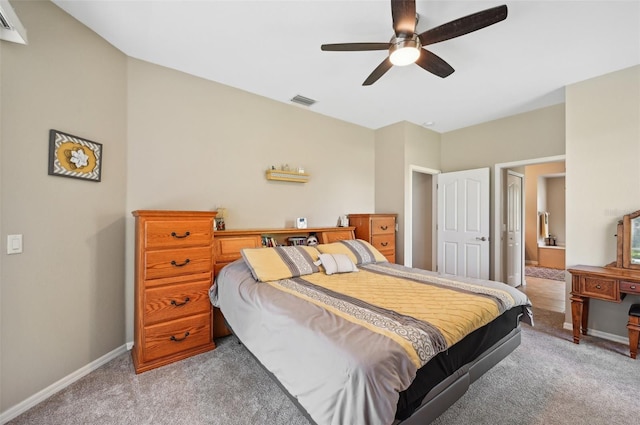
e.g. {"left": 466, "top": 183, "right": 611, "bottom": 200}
{"left": 568, "top": 265, "right": 640, "bottom": 344}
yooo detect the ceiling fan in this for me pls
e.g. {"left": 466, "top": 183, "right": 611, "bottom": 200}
{"left": 320, "top": 0, "right": 508, "bottom": 86}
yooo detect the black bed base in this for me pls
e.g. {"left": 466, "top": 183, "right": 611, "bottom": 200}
{"left": 394, "top": 325, "right": 521, "bottom": 425}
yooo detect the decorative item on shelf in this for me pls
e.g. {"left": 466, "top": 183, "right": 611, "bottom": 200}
{"left": 295, "top": 217, "right": 308, "bottom": 229}
{"left": 215, "top": 208, "right": 227, "bottom": 231}
{"left": 338, "top": 215, "right": 349, "bottom": 227}
{"left": 306, "top": 233, "right": 319, "bottom": 246}
{"left": 266, "top": 167, "right": 310, "bottom": 183}
{"left": 48, "top": 129, "right": 103, "bottom": 182}
{"left": 288, "top": 236, "right": 307, "bottom": 246}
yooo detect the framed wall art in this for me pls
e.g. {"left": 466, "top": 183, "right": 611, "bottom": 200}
{"left": 48, "top": 129, "right": 102, "bottom": 182}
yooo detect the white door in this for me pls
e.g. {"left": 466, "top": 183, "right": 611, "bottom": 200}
{"left": 506, "top": 171, "right": 523, "bottom": 286}
{"left": 437, "top": 168, "right": 490, "bottom": 279}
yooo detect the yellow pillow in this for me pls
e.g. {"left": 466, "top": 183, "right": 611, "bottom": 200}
{"left": 241, "top": 246, "right": 321, "bottom": 282}
{"left": 316, "top": 239, "right": 387, "bottom": 265}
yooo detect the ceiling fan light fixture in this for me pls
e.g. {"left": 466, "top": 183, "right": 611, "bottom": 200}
{"left": 389, "top": 35, "right": 420, "bottom": 66}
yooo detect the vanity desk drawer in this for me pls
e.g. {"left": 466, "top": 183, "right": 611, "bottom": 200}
{"left": 579, "top": 276, "right": 619, "bottom": 301}
{"left": 620, "top": 280, "right": 640, "bottom": 294}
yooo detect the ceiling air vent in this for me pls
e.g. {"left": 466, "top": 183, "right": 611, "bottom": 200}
{"left": 290, "top": 95, "right": 317, "bottom": 107}
{"left": 0, "top": 0, "right": 27, "bottom": 44}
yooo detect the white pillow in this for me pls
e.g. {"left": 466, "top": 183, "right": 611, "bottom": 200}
{"left": 315, "top": 253, "right": 359, "bottom": 275}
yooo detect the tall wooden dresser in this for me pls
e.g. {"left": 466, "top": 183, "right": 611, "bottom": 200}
{"left": 132, "top": 210, "right": 217, "bottom": 373}
{"left": 348, "top": 213, "right": 397, "bottom": 263}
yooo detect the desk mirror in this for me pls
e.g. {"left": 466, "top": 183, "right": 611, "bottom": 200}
{"left": 617, "top": 209, "right": 640, "bottom": 269}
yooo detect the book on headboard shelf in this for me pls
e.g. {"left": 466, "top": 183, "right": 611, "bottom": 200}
{"left": 261, "top": 236, "right": 279, "bottom": 247}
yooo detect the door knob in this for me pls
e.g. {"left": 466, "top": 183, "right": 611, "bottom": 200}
{"left": 476, "top": 236, "right": 487, "bottom": 241}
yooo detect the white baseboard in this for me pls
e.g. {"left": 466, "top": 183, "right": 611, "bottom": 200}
{"left": 0, "top": 344, "right": 129, "bottom": 424}
{"left": 562, "top": 322, "right": 629, "bottom": 345}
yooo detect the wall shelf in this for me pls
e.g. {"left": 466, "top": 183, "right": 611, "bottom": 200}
{"left": 266, "top": 169, "right": 309, "bottom": 183}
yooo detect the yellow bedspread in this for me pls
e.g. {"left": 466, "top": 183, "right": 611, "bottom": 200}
{"left": 267, "top": 263, "right": 526, "bottom": 368}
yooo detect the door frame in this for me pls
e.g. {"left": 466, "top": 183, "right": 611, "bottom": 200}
{"left": 493, "top": 154, "right": 565, "bottom": 282}
{"left": 405, "top": 165, "right": 440, "bottom": 268}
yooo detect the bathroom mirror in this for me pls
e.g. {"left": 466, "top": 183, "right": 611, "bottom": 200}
{"left": 617, "top": 209, "right": 640, "bottom": 269}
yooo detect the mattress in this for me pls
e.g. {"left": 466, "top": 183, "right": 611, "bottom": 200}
{"left": 211, "top": 257, "right": 531, "bottom": 425}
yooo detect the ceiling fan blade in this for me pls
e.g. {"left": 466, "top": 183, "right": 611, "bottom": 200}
{"left": 321, "top": 42, "right": 391, "bottom": 52}
{"left": 363, "top": 58, "right": 393, "bottom": 86}
{"left": 415, "top": 49, "right": 454, "bottom": 78}
{"left": 419, "top": 4, "right": 508, "bottom": 46}
{"left": 391, "top": 0, "right": 416, "bottom": 36}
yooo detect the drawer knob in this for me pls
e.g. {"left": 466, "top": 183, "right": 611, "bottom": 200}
{"left": 171, "top": 259, "right": 191, "bottom": 267}
{"left": 596, "top": 285, "right": 601, "bottom": 289}
{"left": 381, "top": 242, "right": 388, "bottom": 247}
{"left": 171, "top": 297, "right": 191, "bottom": 307}
{"left": 170, "top": 331, "right": 190, "bottom": 342}
{"left": 380, "top": 225, "right": 388, "bottom": 230}
{"left": 631, "top": 285, "right": 637, "bottom": 290}
{"left": 171, "top": 231, "right": 191, "bottom": 239}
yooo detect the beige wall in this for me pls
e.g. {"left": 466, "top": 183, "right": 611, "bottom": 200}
{"left": 1, "top": 1, "right": 376, "bottom": 416}
{"left": 566, "top": 65, "right": 640, "bottom": 335}
{"left": 1, "top": 0, "right": 127, "bottom": 411}
{"left": 125, "top": 58, "right": 375, "bottom": 341}
{"left": 441, "top": 104, "right": 566, "bottom": 171}
{"left": 374, "top": 122, "right": 406, "bottom": 260}
{"left": 374, "top": 121, "right": 440, "bottom": 265}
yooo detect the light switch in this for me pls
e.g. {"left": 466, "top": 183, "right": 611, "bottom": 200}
{"left": 7, "top": 234, "right": 23, "bottom": 254}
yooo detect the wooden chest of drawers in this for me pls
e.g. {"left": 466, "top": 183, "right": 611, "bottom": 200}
{"left": 132, "top": 210, "right": 217, "bottom": 373}
{"left": 348, "top": 213, "right": 397, "bottom": 263}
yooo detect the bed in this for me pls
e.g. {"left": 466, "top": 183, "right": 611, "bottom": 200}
{"left": 209, "top": 240, "right": 532, "bottom": 425}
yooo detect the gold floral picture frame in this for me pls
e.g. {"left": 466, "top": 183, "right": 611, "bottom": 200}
{"left": 48, "top": 129, "right": 102, "bottom": 182}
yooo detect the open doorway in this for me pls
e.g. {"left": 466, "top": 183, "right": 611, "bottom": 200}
{"left": 405, "top": 165, "right": 439, "bottom": 270}
{"left": 412, "top": 171, "right": 434, "bottom": 270}
{"left": 494, "top": 155, "right": 566, "bottom": 313}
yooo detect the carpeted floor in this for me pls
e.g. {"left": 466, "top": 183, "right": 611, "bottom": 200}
{"left": 7, "top": 307, "right": 638, "bottom": 425}
{"left": 525, "top": 265, "right": 566, "bottom": 281}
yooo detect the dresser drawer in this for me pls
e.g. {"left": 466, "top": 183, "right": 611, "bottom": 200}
{"left": 214, "top": 235, "right": 262, "bottom": 263}
{"left": 144, "top": 220, "right": 212, "bottom": 249}
{"left": 372, "top": 233, "right": 395, "bottom": 252}
{"left": 371, "top": 217, "right": 395, "bottom": 235}
{"left": 620, "top": 280, "right": 640, "bottom": 294}
{"left": 580, "top": 276, "right": 619, "bottom": 301}
{"left": 142, "top": 313, "right": 211, "bottom": 363}
{"left": 144, "top": 246, "right": 212, "bottom": 281}
{"left": 144, "top": 280, "right": 211, "bottom": 325}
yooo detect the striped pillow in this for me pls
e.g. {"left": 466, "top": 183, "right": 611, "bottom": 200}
{"left": 316, "top": 239, "right": 387, "bottom": 265}
{"left": 241, "top": 246, "right": 320, "bottom": 282}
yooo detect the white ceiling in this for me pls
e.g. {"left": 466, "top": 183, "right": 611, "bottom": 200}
{"left": 51, "top": 0, "right": 640, "bottom": 133}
